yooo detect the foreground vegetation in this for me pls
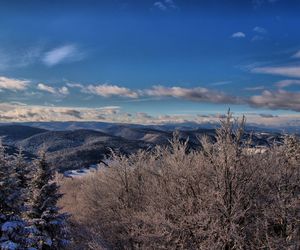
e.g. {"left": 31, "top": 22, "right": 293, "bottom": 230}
{"left": 60, "top": 113, "right": 300, "bottom": 249}
{"left": 1, "top": 112, "right": 299, "bottom": 249}
{"left": 0, "top": 147, "right": 69, "bottom": 249}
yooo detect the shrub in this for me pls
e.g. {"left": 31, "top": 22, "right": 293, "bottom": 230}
{"left": 61, "top": 113, "right": 300, "bottom": 249}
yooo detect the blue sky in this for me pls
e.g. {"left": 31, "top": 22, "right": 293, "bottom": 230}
{"left": 1, "top": 0, "right": 300, "bottom": 125}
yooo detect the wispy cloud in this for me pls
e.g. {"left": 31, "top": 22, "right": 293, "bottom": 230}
{"left": 144, "top": 86, "right": 241, "bottom": 104}
{"left": 245, "top": 86, "right": 265, "bottom": 91}
{"left": 251, "top": 26, "right": 267, "bottom": 42}
{"left": 252, "top": 65, "right": 300, "bottom": 78}
{"left": 0, "top": 76, "right": 29, "bottom": 91}
{"left": 42, "top": 45, "right": 83, "bottom": 67}
{"left": 231, "top": 32, "right": 246, "bottom": 38}
{"left": 0, "top": 47, "right": 43, "bottom": 70}
{"left": 59, "top": 86, "right": 69, "bottom": 95}
{"left": 252, "top": 0, "right": 279, "bottom": 8}
{"left": 18, "top": 46, "right": 43, "bottom": 67}
{"left": 249, "top": 90, "right": 300, "bottom": 112}
{"left": 67, "top": 81, "right": 242, "bottom": 104}
{"left": 292, "top": 50, "right": 300, "bottom": 58}
{"left": 5, "top": 75, "right": 299, "bottom": 114}
{"left": 37, "top": 83, "right": 69, "bottom": 96}
{"left": 258, "top": 113, "right": 278, "bottom": 118}
{"left": 66, "top": 83, "right": 84, "bottom": 89}
{"left": 67, "top": 82, "right": 139, "bottom": 98}
{"left": 0, "top": 103, "right": 121, "bottom": 122}
{"left": 165, "top": 0, "right": 177, "bottom": 8}
{"left": 210, "top": 81, "right": 232, "bottom": 86}
{"left": 0, "top": 44, "right": 84, "bottom": 69}
{"left": 0, "top": 102, "right": 300, "bottom": 127}
{"left": 37, "top": 83, "right": 56, "bottom": 94}
{"left": 153, "top": 0, "right": 178, "bottom": 11}
{"left": 82, "top": 84, "right": 139, "bottom": 98}
{"left": 275, "top": 79, "right": 300, "bottom": 88}
{"left": 253, "top": 26, "right": 267, "bottom": 34}
{"left": 154, "top": 1, "right": 167, "bottom": 10}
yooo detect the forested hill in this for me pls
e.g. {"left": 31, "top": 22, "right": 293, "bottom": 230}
{"left": 0, "top": 123, "right": 285, "bottom": 171}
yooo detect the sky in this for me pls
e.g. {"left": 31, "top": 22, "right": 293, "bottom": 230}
{"left": 1, "top": 0, "right": 300, "bottom": 126}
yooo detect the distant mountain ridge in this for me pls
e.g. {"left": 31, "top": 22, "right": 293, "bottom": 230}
{"left": 0, "top": 122, "right": 289, "bottom": 171}
{"left": 1, "top": 120, "right": 297, "bottom": 133}
{"left": 0, "top": 124, "right": 47, "bottom": 143}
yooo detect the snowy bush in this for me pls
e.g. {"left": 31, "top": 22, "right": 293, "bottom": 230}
{"left": 61, "top": 112, "right": 300, "bottom": 249}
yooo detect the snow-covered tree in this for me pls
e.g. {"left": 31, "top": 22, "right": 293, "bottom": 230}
{"left": 0, "top": 140, "right": 28, "bottom": 249}
{"left": 14, "top": 147, "right": 31, "bottom": 191}
{"left": 27, "top": 152, "right": 69, "bottom": 249}
{"left": 283, "top": 134, "right": 300, "bottom": 165}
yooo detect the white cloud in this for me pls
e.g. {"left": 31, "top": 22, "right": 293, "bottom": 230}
{"left": 153, "top": 0, "right": 178, "bottom": 11}
{"left": 0, "top": 102, "right": 300, "bottom": 127}
{"left": 252, "top": 66, "right": 300, "bottom": 78}
{"left": 65, "top": 81, "right": 242, "bottom": 103}
{"left": 0, "top": 103, "right": 121, "bottom": 122}
{"left": 249, "top": 90, "right": 300, "bottom": 112}
{"left": 66, "top": 83, "right": 84, "bottom": 88}
{"left": 83, "top": 84, "right": 139, "bottom": 98}
{"left": 231, "top": 32, "right": 246, "bottom": 38}
{"left": 154, "top": 1, "right": 167, "bottom": 10}
{"left": 0, "top": 44, "right": 84, "bottom": 69}
{"left": 292, "top": 50, "right": 300, "bottom": 58}
{"left": 251, "top": 27, "right": 267, "bottom": 42}
{"left": 37, "top": 83, "right": 69, "bottom": 96}
{"left": 164, "top": 0, "right": 177, "bottom": 8}
{"left": 42, "top": 45, "right": 82, "bottom": 66}
{"left": 37, "top": 83, "right": 56, "bottom": 94}
{"left": 0, "top": 76, "right": 29, "bottom": 91}
{"left": 253, "top": 26, "right": 267, "bottom": 34}
{"left": 58, "top": 86, "right": 70, "bottom": 95}
{"left": 275, "top": 79, "right": 300, "bottom": 88}
{"left": 7, "top": 77, "right": 297, "bottom": 114}
{"left": 244, "top": 86, "right": 265, "bottom": 91}
{"left": 144, "top": 86, "right": 240, "bottom": 104}
{"left": 68, "top": 82, "right": 241, "bottom": 104}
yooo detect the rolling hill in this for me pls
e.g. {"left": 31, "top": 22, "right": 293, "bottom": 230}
{"left": 0, "top": 123, "right": 287, "bottom": 172}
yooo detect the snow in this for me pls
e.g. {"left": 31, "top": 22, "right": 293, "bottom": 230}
{"left": 44, "top": 238, "right": 52, "bottom": 246}
{"left": 0, "top": 241, "right": 18, "bottom": 250}
{"left": 63, "top": 159, "right": 115, "bottom": 178}
{"left": 1, "top": 221, "right": 22, "bottom": 233}
{"left": 63, "top": 165, "right": 98, "bottom": 178}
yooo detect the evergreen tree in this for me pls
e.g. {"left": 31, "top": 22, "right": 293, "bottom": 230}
{"left": 27, "top": 152, "right": 69, "bottom": 249}
{"left": 14, "top": 147, "right": 30, "bottom": 191}
{"left": 0, "top": 140, "right": 27, "bottom": 250}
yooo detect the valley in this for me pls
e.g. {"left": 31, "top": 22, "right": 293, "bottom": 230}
{"left": 0, "top": 122, "right": 286, "bottom": 172}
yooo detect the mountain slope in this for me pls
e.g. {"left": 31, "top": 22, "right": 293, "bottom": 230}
{"left": 0, "top": 124, "right": 47, "bottom": 143}
{"left": 0, "top": 123, "right": 287, "bottom": 172}
{"left": 15, "top": 129, "right": 153, "bottom": 171}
